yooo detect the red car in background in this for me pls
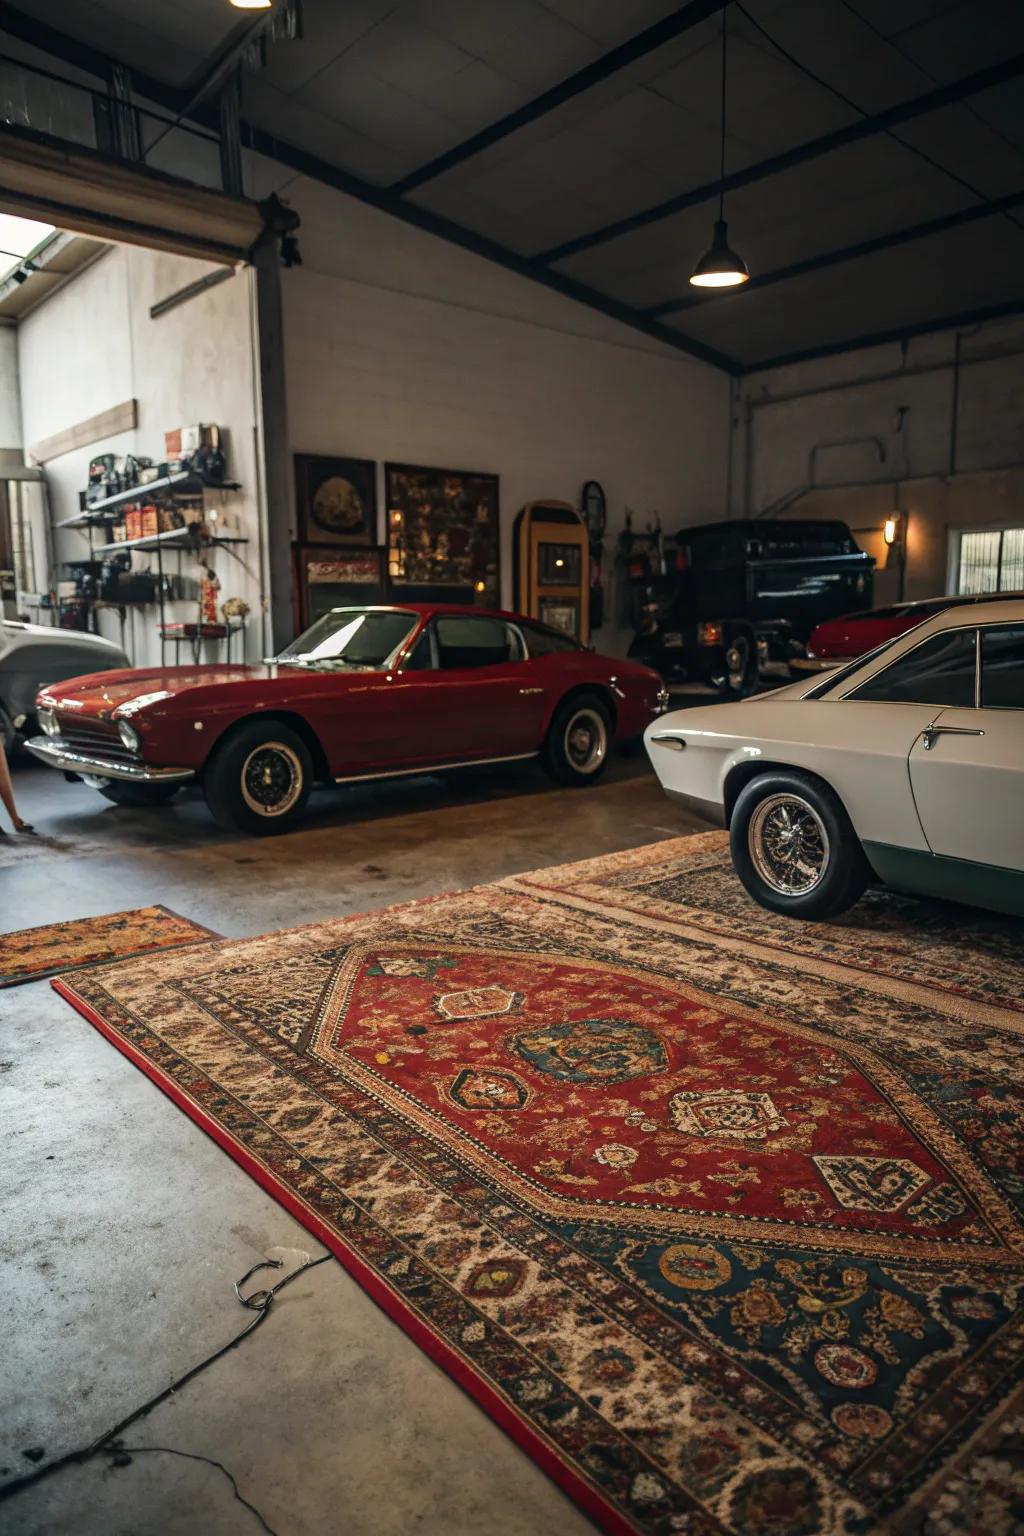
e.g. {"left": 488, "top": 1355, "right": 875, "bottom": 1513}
{"left": 28, "top": 605, "right": 668, "bottom": 835}
{"left": 796, "top": 591, "right": 1024, "bottom": 672}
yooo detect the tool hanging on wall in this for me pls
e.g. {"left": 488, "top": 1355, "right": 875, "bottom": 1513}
{"left": 581, "top": 481, "right": 606, "bottom": 631}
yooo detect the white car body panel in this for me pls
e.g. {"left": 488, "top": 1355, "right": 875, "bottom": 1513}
{"left": 648, "top": 698, "right": 937, "bottom": 850}
{"left": 909, "top": 706, "right": 1024, "bottom": 871}
{"left": 644, "top": 598, "right": 1024, "bottom": 889}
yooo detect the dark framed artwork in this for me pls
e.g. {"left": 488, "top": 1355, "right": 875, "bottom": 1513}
{"left": 538, "top": 597, "right": 580, "bottom": 637}
{"left": 293, "top": 545, "right": 386, "bottom": 631}
{"left": 385, "top": 463, "right": 499, "bottom": 604}
{"left": 294, "top": 455, "right": 377, "bottom": 546}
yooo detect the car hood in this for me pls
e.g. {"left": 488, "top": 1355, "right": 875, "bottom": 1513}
{"left": 39, "top": 664, "right": 273, "bottom": 718}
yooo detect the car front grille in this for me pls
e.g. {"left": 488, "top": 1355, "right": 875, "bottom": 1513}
{"left": 56, "top": 714, "right": 136, "bottom": 764}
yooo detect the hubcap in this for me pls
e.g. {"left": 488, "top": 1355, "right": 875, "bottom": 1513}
{"left": 564, "top": 708, "right": 607, "bottom": 774}
{"left": 240, "top": 742, "right": 303, "bottom": 817}
{"left": 748, "top": 793, "right": 830, "bottom": 896}
{"left": 726, "top": 637, "right": 749, "bottom": 688}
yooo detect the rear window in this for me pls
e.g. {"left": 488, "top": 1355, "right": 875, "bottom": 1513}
{"left": 981, "top": 625, "right": 1024, "bottom": 708}
{"left": 522, "top": 621, "right": 580, "bottom": 656}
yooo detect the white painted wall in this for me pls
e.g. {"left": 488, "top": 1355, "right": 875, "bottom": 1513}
{"left": 735, "top": 316, "right": 1024, "bottom": 604}
{"left": 16, "top": 245, "right": 267, "bottom": 664}
{"left": 280, "top": 180, "right": 731, "bottom": 655}
{"left": 0, "top": 324, "right": 21, "bottom": 452}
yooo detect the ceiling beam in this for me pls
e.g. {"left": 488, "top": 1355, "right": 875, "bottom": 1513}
{"left": 144, "top": 12, "right": 276, "bottom": 160}
{"left": 237, "top": 120, "right": 740, "bottom": 373}
{"left": 390, "top": 0, "right": 729, "bottom": 196}
{"left": 536, "top": 51, "right": 1024, "bottom": 265}
{"left": 645, "top": 188, "right": 1024, "bottom": 317}
{"left": 0, "top": 6, "right": 738, "bottom": 373}
{"left": 743, "top": 296, "right": 1024, "bottom": 374}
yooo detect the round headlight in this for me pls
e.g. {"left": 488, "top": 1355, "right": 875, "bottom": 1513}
{"left": 38, "top": 708, "right": 59, "bottom": 737}
{"left": 117, "top": 720, "right": 141, "bottom": 753}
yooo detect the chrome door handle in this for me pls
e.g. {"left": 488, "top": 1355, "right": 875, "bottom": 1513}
{"left": 921, "top": 725, "right": 985, "bottom": 751}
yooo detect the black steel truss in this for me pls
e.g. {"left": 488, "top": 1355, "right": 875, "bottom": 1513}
{"left": 745, "top": 296, "right": 1024, "bottom": 373}
{"left": 1, "top": 4, "right": 1022, "bottom": 377}
{"left": 390, "top": 0, "right": 729, "bottom": 195}
{"left": 645, "top": 189, "right": 1024, "bottom": 317}
{"left": 536, "top": 52, "right": 1024, "bottom": 265}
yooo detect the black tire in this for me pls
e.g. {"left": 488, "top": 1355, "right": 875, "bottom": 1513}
{"left": 203, "top": 719, "right": 312, "bottom": 835}
{"left": 711, "top": 629, "right": 755, "bottom": 699}
{"left": 729, "top": 770, "right": 871, "bottom": 919}
{"left": 97, "top": 781, "right": 181, "bottom": 807}
{"left": 543, "top": 693, "right": 612, "bottom": 787}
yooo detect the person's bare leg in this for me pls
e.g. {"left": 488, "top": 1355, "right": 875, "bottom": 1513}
{"left": 0, "top": 740, "right": 31, "bottom": 832}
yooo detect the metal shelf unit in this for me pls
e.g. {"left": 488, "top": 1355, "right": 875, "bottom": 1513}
{"left": 57, "top": 473, "right": 247, "bottom": 663}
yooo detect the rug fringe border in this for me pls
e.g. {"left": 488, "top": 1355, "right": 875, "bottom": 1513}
{"left": 51, "top": 976, "right": 646, "bottom": 1536}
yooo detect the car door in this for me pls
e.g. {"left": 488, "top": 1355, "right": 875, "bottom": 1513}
{"left": 908, "top": 623, "right": 1024, "bottom": 871}
{"left": 837, "top": 622, "right": 979, "bottom": 851}
{"left": 407, "top": 614, "right": 544, "bottom": 761}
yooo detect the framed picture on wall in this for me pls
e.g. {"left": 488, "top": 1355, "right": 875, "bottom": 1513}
{"left": 538, "top": 597, "right": 580, "bottom": 637}
{"left": 294, "top": 455, "right": 377, "bottom": 546}
{"left": 385, "top": 463, "right": 499, "bottom": 604}
{"left": 293, "top": 545, "right": 387, "bottom": 631}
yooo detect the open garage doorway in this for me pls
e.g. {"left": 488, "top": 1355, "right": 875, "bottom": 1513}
{"left": 0, "top": 198, "right": 275, "bottom": 749}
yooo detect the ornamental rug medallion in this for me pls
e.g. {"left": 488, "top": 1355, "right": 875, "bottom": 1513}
{"left": 54, "top": 836, "right": 1024, "bottom": 1536}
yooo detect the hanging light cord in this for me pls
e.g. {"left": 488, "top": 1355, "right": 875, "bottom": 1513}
{"left": 0, "top": 1251, "right": 334, "bottom": 1522}
{"left": 718, "top": 8, "right": 728, "bottom": 220}
{"left": 735, "top": 2, "right": 1024, "bottom": 236}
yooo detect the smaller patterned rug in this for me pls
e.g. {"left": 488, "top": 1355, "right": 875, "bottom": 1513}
{"left": 0, "top": 906, "right": 217, "bottom": 989}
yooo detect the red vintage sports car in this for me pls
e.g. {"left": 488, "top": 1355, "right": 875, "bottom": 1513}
{"left": 798, "top": 590, "right": 1024, "bottom": 671}
{"left": 28, "top": 605, "right": 668, "bottom": 834}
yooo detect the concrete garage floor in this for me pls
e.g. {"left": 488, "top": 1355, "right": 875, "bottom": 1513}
{"left": 1, "top": 751, "right": 710, "bottom": 1536}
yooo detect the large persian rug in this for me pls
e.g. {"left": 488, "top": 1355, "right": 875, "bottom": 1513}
{"left": 53, "top": 832, "right": 1024, "bottom": 1536}
{"left": 1, "top": 906, "right": 216, "bottom": 988}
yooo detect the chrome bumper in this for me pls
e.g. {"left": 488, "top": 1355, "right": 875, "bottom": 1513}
{"left": 25, "top": 736, "right": 195, "bottom": 784}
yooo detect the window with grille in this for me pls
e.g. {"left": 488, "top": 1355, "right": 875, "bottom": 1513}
{"left": 956, "top": 528, "right": 1024, "bottom": 594}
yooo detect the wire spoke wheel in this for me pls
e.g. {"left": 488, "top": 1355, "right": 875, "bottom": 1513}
{"left": 726, "top": 635, "right": 750, "bottom": 690}
{"left": 748, "top": 792, "right": 830, "bottom": 896}
{"left": 564, "top": 707, "right": 607, "bottom": 775}
{"left": 240, "top": 742, "right": 303, "bottom": 817}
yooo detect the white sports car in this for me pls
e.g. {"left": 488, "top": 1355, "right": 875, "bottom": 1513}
{"left": 644, "top": 598, "right": 1024, "bottom": 920}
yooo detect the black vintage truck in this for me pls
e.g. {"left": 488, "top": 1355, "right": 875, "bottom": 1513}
{"left": 624, "top": 518, "right": 874, "bottom": 695}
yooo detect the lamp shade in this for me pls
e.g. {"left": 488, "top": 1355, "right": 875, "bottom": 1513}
{"left": 689, "top": 219, "right": 749, "bottom": 288}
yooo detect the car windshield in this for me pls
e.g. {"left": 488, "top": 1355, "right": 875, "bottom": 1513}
{"left": 278, "top": 609, "right": 418, "bottom": 669}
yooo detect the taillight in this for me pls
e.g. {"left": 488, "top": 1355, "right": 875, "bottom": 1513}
{"left": 698, "top": 621, "right": 723, "bottom": 646}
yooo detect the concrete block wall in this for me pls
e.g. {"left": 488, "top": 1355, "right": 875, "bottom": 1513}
{"left": 280, "top": 180, "right": 731, "bottom": 655}
{"left": 16, "top": 245, "right": 269, "bottom": 663}
{"left": 734, "top": 316, "right": 1024, "bottom": 605}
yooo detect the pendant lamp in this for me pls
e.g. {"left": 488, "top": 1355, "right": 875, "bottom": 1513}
{"left": 690, "top": 9, "right": 750, "bottom": 289}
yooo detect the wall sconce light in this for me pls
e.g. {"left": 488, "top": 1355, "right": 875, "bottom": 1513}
{"left": 883, "top": 514, "right": 900, "bottom": 546}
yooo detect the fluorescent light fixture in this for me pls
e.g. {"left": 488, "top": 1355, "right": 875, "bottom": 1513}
{"left": 230, "top": 0, "right": 272, "bottom": 8}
